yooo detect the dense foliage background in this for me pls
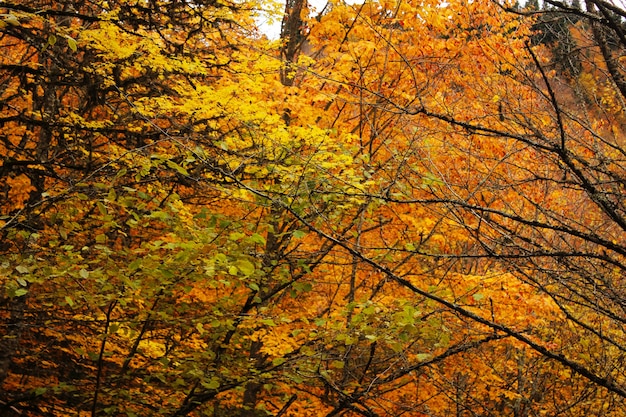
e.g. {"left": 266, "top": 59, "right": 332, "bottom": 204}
{"left": 2, "top": 0, "right": 626, "bottom": 415}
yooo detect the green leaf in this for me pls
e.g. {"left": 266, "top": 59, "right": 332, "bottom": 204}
{"left": 236, "top": 259, "right": 255, "bottom": 276}
{"left": 149, "top": 211, "right": 169, "bottom": 220}
{"left": 201, "top": 378, "right": 220, "bottom": 390}
{"left": 389, "top": 342, "right": 403, "bottom": 353}
{"left": 228, "top": 232, "right": 245, "bottom": 241}
{"left": 301, "top": 346, "right": 315, "bottom": 357}
{"left": 214, "top": 253, "right": 228, "bottom": 263}
{"left": 14, "top": 288, "right": 28, "bottom": 297}
{"left": 97, "top": 202, "right": 108, "bottom": 215}
{"left": 293, "top": 282, "right": 312, "bottom": 292}
{"left": 107, "top": 188, "right": 117, "bottom": 202}
{"left": 129, "top": 259, "right": 142, "bottom": 271}
{"left": 194, "top": 208, "right": 209, "bottom": 219}
{"left": 314, "top": 318, "right": 327, "bottom": 326}
{"left": 362, "top": 305, "right": 376, "bottom": 315}
{"left": 2, "top": 13, "right": 20, "bottom": 26}
{"left": 166, "top": 160, "right": 189, "bottom": 176}
{"left": 159, "top": 268, "right": 175, "bottom": 280}
{"left": 65, "top": 296, "right": 74, "bottom": 307}
{"left": 344, "top": 335, "right": 356, "bottom": 345}
{"left": 248, "top": 282, "right": 260, "bottom": 292}
{"left": 422, "top": 172, "right": 444, "bottom": 187}
{"left": 15, "top": 265, "right": 29, "bottom": 274}
{"left": 292, "top": 230, "right": 307, "bottom": 239}
{"left": 66, "top": 36, "right": 77, "bottom": 52}
{"left": 247, "top": 233, "right": 266, "bottom": 245}
{"left": 472, "top": 293, "right": 485, "bottom": 301}
{"left": 272, "top": 357, "right": 286, "bottom": 366}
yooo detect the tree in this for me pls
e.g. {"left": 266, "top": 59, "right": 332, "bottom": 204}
{"left": 267, "top": 0, "right": 626, "bottom": 414}
{"left": 293, "top": 0, "right": 626, "bottom": 412}
{"left": 0, "top": 0, "right": 352, "bottom": 415}
{"left": 3, "top": 0, "right": 626, "bottom": 415}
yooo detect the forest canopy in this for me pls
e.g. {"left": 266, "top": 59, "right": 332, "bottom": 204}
{"left": 2, "top": 0, "right": 626, "bottom": 416}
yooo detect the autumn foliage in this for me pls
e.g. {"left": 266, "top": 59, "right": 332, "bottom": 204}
{"left": 1, "top": 0, "right": 626, "bottom": 416}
